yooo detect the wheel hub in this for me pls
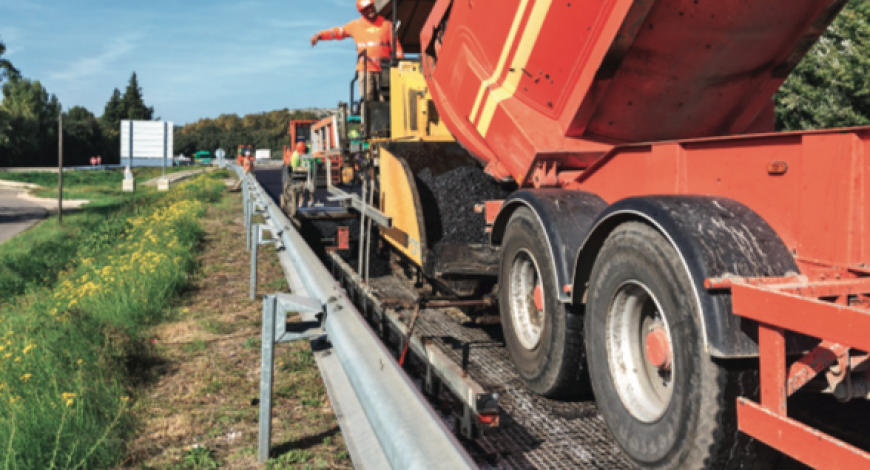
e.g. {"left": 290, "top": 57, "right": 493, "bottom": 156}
{"left": 606, "top": 281, "right": 675, "bottom": 423}
{"left": 533, "top": 284, "right": 544, "bottom": 311}
{"left": 645, "top": 327, "right": 672, "bottom": 372}
{"left": 509, "top": 250, "right": 546, "bottom": 350}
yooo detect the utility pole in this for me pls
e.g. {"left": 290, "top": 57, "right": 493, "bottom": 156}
{"left": 58, "top": 111, "right": 63, "bottom": 224}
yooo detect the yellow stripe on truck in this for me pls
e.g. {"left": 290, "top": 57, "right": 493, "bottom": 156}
{"left": 469, "top": 0, "right": 532, "bottom": 123}
{"left": 476, "top": 0, "right": 553, "bottom": 138}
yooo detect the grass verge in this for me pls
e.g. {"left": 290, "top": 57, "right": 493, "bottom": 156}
{"left": 0, "top": 174, "right": 226, "bottom": 468}
{"left": 0, "top": 167, "right": 196, "bottom": 187}
{"left": 0, "top": 170, "right": 227, "bottom": 304}
{"left": 124, "top": 190, "right": 350, "bottom": 469}
{"left": 0, "top": 167, "right": 201, "bottom": 202}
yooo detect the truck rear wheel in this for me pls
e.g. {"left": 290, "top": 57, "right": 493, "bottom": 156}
{"left": 499, "top": 207, "right": 588, "bottom": 398}
{"left": 585, "top": 221, "right": 774, "bottom": 470}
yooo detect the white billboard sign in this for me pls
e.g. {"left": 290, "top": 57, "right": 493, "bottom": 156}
{"left": 120, "top": 120, "right": 174, "bottom": 161}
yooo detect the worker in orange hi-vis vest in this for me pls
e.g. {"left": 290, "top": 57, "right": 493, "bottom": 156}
{"left": 231, "top": 146, "right": 256, "bottom": 192}
{"left": 244, "top": 153, "right": 255, "bottom": 173}
{"left": 311, "top": 0, "right": 404, "bottom": 103}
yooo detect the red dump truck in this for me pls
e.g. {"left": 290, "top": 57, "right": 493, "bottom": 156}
{"left": 305, "top": 1, "right": 870, "bottom": 468}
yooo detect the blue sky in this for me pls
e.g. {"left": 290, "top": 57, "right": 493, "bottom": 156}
{"left": 0, "top": 0, "right": 367, "bottom": 124}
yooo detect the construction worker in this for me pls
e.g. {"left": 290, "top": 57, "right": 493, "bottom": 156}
{"left": 282, "top": 141, "right": 314, "bottom": 210}
{"left": 287, "top": 141, "right": 308, "bottom": 171}
{"left": 231, "top": 145, "right": 255, "bottom": 192}
{"left": 311, "top": 0, "right": 404, "bottom": 103}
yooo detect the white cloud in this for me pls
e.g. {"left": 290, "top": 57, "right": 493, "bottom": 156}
{"left": 50, "top": 34, "right": 139, "bottom": 82}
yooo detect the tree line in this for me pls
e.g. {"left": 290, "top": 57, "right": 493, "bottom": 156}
{"left": 0, "top": 44, "right": 154, "bottom": 167}
{"left": 173, "top": 109, "right": 326, "bottom": 159}
{"left": 1, "top": 2, "right": 869, "bottom": 167}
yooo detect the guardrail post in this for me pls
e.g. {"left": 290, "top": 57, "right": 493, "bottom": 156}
{"left": 242, "top": 177, "right": 250, "bottom": 218}
{"left": 258, "top": 295, "right": 277, "bottom": 462}
{"left": 251, "top": 225, "right": 280, "bottom": 300}
{"left": 258, "top": 293, "right": 325, "bottom": 463}
{"left": 251, "top": 225, "right": 260, "bottom": 300}
{"left": 245, "top": 198, "right": 253, "bottom": 252}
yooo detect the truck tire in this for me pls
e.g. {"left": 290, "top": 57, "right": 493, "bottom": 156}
{"left": 585, "top": 221, "right": 775, "bottom": 470}
{"left": 281, "top": 182, "right": 298, "bottom": 218}
{"left": 499, "top": 207, "right": 588, "bottom": 398}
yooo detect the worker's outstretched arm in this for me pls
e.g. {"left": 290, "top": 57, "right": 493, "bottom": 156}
{"left": 311, "top": 26, "right": 350, "bottom": 46}
{"left": 396, "top": 37, "right": 405, "bottom": 59}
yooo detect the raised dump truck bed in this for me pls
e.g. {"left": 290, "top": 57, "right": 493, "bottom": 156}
{"left": 411, "top": 0, "right": 848, "bottom": 183}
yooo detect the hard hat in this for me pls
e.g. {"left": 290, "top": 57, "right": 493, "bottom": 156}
{"left": 296, "top": 142, "right": 307, "bottom": 153}
{"left": 357, "top": 0, "right": 374, "bottom": 13}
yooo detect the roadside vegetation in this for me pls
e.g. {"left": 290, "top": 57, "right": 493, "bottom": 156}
{"left": 124, "top": 190, "right": 350, "bottom": 469}
{"left": 0, "top": 169, "right": 213, "bottom": 303}
{"left": 0, "top": 167, "right": 197, "bottom": 201}
{"left": 0, "top": 174, "right": 226, "bottom": 468}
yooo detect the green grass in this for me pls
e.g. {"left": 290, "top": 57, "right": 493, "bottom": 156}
{"left": 182, "top": 340, "right": 208, "bottom": 354}
{"left": 0, "top": 169, "right": 124, "bottom": 188}
{"left": 0, "top": 166, "right": 198, "bottom": 187}
{"left": 266, "top": 450, "right": 315, "bottom": 469}
{"left": 0, "top": 167, "right": 223, "bottom": 204}
{"left": 0, "top": 170, "right": 229, "bottom": 305}
{"left": 0, "top": 182, "right": 154, "bottom": 304}
{"left": 181, "top": 446, "right": 219, "bottom": 469}
{"left": 202, "top": 320, "right": 235, "bottom": 336}
{"left": 0, "top": 174, "right": 226, "bottom": 468}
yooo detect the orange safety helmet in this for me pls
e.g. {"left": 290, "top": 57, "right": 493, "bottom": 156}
{"left": 356, "top": 0, "right": 374, "bottom": 13}
{"left": 295, "top": 142, "right": 307, "bottom": 154}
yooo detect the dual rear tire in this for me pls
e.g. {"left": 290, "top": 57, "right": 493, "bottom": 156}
{"left": 499, "top": 212, "right": 773, "bottom": 469}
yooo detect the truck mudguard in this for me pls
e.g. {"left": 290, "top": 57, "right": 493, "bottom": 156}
{"left": 491, "top": 189, "right": 608, "bottom": 303}
{"left": 573, "top": 196, "right": 814, "bottom": 358}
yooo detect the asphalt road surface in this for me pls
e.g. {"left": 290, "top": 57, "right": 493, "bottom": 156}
{"left": 0, "top": 188, "right": 47, "bottom": 244}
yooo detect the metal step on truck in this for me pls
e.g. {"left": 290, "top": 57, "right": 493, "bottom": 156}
{"left": 278, "top": 1, "right": 870, "bottom": 468}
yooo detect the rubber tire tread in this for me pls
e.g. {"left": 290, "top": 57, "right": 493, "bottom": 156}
{"left": 585, "top": 221, "right": 777, "bottom": 470}
{"left": 281, "top": 181, "right": 298, "bottom": 219}
{"left": 499, "top": 207, "right": 589, "bottom": 398}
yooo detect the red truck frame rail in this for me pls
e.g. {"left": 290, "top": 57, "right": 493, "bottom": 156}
{"left": 707, "top": 275, "right": 870, "bottom": 469}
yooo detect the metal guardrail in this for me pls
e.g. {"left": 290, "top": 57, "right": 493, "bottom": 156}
{"left": 234, "top": 165, "right": 476, "bottom": 469}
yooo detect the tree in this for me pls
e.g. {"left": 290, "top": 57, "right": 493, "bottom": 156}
{"left": 0, "top": 77, "right": 61, "bottom": 166}
{"left": 121, "top": 72, "right": 154, "bottom": 121}
{"left": 174, "top": 109, "right": 326, "bottom": 159}
{"left": 0, "top": 38, "right": 19, "bottom": 152}
{"left": 101, "top": 88, "right": 123, "bottom": 131}
{"left": 0, "top": 38, "right": 20, "bottom": 85}
{"left": 776, "top": 1, "right": 870, "bottom": 130}
{"left": 63, "top": 106, "right": 103, "bottom": 166}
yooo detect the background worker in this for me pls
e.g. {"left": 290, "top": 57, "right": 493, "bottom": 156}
{"left": 310, "top": 0, "right": 404, "bottom": 103}
{"left": 283, "top": 141, "right": 308, "bottom": 192}
{"left": 283, "top": 141, "right": 317, "bottom": 209}
{"left": 288, "top": 141, "right": 308, "bottom": 171}
{"left": 231, "top": 145, "right": 256, "bottom": 192}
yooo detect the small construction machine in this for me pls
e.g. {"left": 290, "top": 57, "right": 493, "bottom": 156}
{"left": 284, "top": 1, "right": 870, "bottom": 467}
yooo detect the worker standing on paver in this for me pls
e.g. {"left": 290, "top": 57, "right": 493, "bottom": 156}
{"left": 310, "top": 0, "right": 404, "bottom": 103}
{"left": 286, "top": 141, "right": 308, "bottom": 171}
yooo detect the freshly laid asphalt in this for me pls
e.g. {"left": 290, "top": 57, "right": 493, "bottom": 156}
{"left": 0, "top": 188, "right": 48, "bottom": 244}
